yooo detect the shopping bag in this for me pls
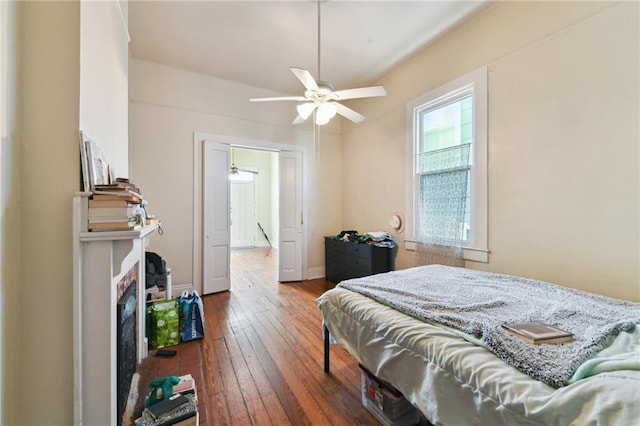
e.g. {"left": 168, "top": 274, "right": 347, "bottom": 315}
{"left": 150, "top": 298, "right": 180, "bottom": 349}
{"left": 179, "top": 290, "right": 205, "bottom": 342}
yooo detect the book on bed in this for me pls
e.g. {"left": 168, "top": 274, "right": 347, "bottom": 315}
{"left": 502, "top": 322, "right": 573, "bottom": 345}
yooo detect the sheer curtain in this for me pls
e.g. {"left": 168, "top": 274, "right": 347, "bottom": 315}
{"left": 415, "top": 144, "right": 470, "bottom": 267}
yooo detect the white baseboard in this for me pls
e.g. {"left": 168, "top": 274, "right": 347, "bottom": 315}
{"left": 171, "top": 283, "right": 195, "bottom": 298}
{"left": 307, "top": 266, "right": 325, "bottom": 280}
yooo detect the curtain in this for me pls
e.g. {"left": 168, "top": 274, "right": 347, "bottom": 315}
{"left": 415, "top": 144, "right": 470, "bottom": 267}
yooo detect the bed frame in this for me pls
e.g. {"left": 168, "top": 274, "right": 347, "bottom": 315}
{"left": 318, "top": 269, "right": 639, "bottom": 426}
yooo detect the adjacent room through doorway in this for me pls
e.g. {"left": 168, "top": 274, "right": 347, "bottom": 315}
{"left": 229, "top": 147, "right": 279, "bottom": 284}
{"left": 199, "top": 134, "right": 304, "bottom": 294}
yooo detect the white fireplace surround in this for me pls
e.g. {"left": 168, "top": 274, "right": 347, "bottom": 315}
{"left": 73, "top": 193, "right": 159, "bottom": 425}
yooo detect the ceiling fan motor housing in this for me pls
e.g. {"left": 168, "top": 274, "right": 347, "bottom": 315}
{"left": 306, "top": 81, "right": 334, "bottom": 102}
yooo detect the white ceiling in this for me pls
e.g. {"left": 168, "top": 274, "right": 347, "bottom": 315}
{"left": 129, "top": 1, "right": 489, "bottom": 95}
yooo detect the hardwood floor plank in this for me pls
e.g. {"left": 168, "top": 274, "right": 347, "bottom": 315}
{"left": 278, "top": 306, "right": 366, "bottom": 402}
{"left": 201, "top": 334, "right": 225, "bottom": 396}
{"left": 223, "top": 325, "right": 273, "bottom": 425}
{"left": 243, "top": 322, "right": 312, "bottom": 425}
{"left": 281, "top": 281, "right": 369, "bottom": 393}
{"left": 251, "top": 310, "right": 353, "bottom": 424}
{"left": 271, "top": 308, "right": 372, "bottom": 422}
{"left": 261, "top": 309, "right": 377, "bottom": 424}
{"left": 234, "top": 330, "right": 291, "bottom": 426}
{"left": 212, "top": 337, "right": 254, "bottom": 425}
{"left": 207, "top": 391, "right": 233, "bottom": 426}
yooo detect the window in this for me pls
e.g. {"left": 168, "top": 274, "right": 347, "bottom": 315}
{"left": 405, "top": 67, "right": 488, "bottom": 262}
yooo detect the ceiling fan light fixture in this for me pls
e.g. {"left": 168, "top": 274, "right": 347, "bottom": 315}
{"left": 316, "top": 102, "right": 337, "bottom": 125}
{"left": 296, "top": 102, "right": 316, "bottom": 120}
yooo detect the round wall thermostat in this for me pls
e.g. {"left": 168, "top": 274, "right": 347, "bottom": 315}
{"left": 388, "top": 212, "right": 404, "bottom": 233}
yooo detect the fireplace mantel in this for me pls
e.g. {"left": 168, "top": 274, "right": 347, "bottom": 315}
{"left": 73, "top": 193, "right": 159, "bottom": 425}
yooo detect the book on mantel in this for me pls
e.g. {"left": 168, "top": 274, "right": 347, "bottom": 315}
{"left": 87, "top": 177, "right": 152, "bottom": 231}
{"left": 87, "top": 216, "right": 141, "bottom": 232}
{"left": 94, "top": 180, "right": 140, "bottom": 193}
{"left": 89, "top": 198, "right": 139, "bottom": 208}
{"left": 502, "top": 322, "right": 573, "bottom": 345}
{"left": 88, "top": 206, "right": 140, "bottom": 218}
{"left": 92, "top": 177, "right": 143, "bottom": 203}
{"left": 92, "top": 190, "right": 142, "bottom": 204}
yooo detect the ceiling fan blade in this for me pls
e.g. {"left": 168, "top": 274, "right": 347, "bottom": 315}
{"left": 250, "top": 96, "right": 307, "bottom": 102}
{"left": 290, "top": 67, "right": 319, "bottom": 91}
{"left": 330, "top": 86, "right": 387, "bottom": 101}
{"left": 335, "top": 102, "right": 366, "bottom": 123}
{"left": 292, "top": 115, "right": 306, "bottom": 125}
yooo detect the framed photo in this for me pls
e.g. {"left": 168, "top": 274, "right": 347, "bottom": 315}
{"left": 80, "top": 132, "right": 110, "bottom": 191}
{"left": 79, "top": 131, "right": 91, "bottom": 192}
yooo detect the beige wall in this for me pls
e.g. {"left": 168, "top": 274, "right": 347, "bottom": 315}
{"left": 80, "top": 0, "right": 129, "bottom": 176}
{"left": 342, "top": 1, "right": 639, "bottom": 301}
{"left": 8, "top": 1, "right": 130, "bottom": 423}
{"left": 1, "top": 1, "right": 19, "bottom": 423}
{"left": 130, "top": 59, "right": 342, "bottom": 287}
{"left": 17, "top": 2, "right": 81, "bottom": 424}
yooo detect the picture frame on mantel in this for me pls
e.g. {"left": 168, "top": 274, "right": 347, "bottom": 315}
{"left": 80, "top": 131, "right": 110, "bottom": 191}
{"left": 79, "top": 131, "right": 91, "bottom": 192}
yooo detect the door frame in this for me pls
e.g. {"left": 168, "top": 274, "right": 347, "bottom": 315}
{"left": 192, "top": 132, "right": 308, "bottom": 292}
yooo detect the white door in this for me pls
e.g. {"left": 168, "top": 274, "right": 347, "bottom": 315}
{"left": 230, "top": 182, "right": 256, "bottom": 248}
{"left": 279, "top": 151, "right": 303, "bottom": 282}
{"left": 202, "top": 141, "right": 231, "bottom": 294}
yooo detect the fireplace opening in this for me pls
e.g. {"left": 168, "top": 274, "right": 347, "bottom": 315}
{"left": 117, "top": 279, "right": 137, "bottom": 426}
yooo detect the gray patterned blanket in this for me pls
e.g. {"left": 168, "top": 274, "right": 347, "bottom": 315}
{"left": 337, "top": 265, "right": 640, "bottom": 388}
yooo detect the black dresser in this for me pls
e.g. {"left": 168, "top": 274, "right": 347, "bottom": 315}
{"left": 324, "top": 237, "right": 397, "bottom": 283}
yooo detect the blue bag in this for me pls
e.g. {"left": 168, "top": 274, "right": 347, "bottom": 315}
{"left": 179, "top": 290, "right": 205, "bottom": 342}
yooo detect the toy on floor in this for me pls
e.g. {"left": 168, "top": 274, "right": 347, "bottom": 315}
{"left": 147, "top": 375, "right": 180, "bottom": 406}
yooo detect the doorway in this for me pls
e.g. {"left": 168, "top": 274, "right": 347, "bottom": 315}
{"left": 229, "top": 147, "right": 279, "bottom": 284}
{"left": 193, "top": 132, "right": 306, "bottom": 295}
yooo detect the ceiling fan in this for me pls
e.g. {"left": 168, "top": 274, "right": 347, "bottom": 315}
{"left": 230, "top": 163, "right": 258, "bottom": 175}
{"left": 230, "top": 149, "right": 258, "bottom": 175}
{"left": 249, "top": 1, "right": 386, "bottom": 125}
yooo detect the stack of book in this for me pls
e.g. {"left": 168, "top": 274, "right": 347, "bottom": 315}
{"left": 88, "top": 177, "right": 146, "bottom": 232}
{"left": 138, "top": 374, "right": 199, "bottom": 426}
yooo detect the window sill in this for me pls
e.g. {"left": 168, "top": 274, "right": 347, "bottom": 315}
{"left": 404, "top": 240, "right": 489, "bottom": 263}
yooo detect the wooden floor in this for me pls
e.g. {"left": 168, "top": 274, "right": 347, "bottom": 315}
{"left": 134, "top": 247, "right": 380, "bottom": 425}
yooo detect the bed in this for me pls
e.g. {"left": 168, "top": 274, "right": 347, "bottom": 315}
{"left": 317, "top": 265, "right": 640, "bottom": 425}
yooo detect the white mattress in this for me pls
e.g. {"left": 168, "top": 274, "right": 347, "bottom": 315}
{"left": 317, "top": 287, "right": 640, "bottom": 426}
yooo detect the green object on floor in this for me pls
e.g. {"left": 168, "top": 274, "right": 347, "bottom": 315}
{"left": 148, "top": 375, "right": 180, "bottom": 406}
{"left": 150, "top": 298, "right": 180, "bottom": 349}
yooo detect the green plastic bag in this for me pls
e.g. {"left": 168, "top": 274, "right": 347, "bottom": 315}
{"left": 150, "top": 298, "right": 179, "bottom": 349}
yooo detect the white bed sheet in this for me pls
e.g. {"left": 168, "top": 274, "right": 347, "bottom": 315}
{"left": 317, "top": 287, "right": 640, "bottom": 426}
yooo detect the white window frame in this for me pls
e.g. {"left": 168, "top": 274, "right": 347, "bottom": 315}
{"left": 405, "top": 67, "right": 489, "bottom": 263}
